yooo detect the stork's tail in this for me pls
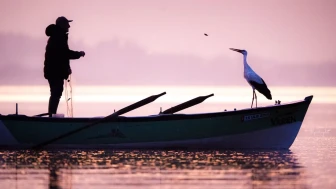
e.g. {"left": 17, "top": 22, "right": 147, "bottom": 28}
{"left": 259, "top": 86, "right": 272, "bottom": 100}
{"left": 264, "top": 91, "right": 272, "bottom": 100}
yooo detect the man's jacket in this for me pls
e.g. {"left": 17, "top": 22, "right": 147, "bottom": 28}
{"left": 44, "top": 24, "right": 81, "bottom": 80}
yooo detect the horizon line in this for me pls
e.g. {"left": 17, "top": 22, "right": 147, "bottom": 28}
{"left": 1, "top": 84, "right": 336, "bottom": 87}
{"left": 0, "top": 85, "right": 335, "bottom": 104}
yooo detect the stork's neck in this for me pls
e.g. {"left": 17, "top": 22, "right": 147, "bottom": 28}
{"left": 243, "top": 55, "right": 249, "bottom": 69}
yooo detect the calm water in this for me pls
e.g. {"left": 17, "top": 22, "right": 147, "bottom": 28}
{"left": 0, "top": 103, "right": 335, "bottom": 189}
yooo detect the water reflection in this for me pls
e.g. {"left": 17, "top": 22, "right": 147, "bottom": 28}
{"left": 0, "top": 168, "right": 49, "bottom": 189}
{"left": 0, "top": 149, "right": 307, "bottom": 189}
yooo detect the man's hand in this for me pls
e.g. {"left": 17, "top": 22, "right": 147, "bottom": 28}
{"left": 79, "top": 51, "right": 85, "bottom": 57}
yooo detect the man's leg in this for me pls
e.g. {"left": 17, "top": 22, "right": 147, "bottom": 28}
{"left": 47, "top": 78, "right": 64, "bottom": 117}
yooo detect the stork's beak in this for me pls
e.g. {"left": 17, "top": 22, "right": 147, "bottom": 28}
{"left": 229, "top": 48, "right": 243, "bottom": 53}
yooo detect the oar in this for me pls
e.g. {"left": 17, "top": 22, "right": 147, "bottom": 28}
{"left": 33, "top": 113, "right": 49, "bottom": 117}
{"left": 160, "top": 93, "right": 214, "bottom": 114}
{"left": 31, "top": 92, "right": 167, "bottom": 149}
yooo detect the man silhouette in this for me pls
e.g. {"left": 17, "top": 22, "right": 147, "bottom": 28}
{"left": 44, "top": 16, "right": 85, "bottom": 117}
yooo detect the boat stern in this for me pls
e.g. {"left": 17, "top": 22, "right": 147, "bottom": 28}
{"left": 0, "top": 120, "right": 19, "bottom": 146}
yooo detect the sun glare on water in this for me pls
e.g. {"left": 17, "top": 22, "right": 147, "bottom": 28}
{"left": 0, "top": 85, "right": 335, "bottom": 116}
{"left": 0, "top": 85, "right": 335, "bottom": 104}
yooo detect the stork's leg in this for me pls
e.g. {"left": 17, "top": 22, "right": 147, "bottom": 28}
{"left": 251, "top": 89, "right": 255, "bottom": 108}
{"left": 255, "top": 92, "right": 257, "bottom": 108}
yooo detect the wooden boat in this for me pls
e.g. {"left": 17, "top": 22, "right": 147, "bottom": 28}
{"left": 0, "top": 92, "right": 313, "bottom": 150}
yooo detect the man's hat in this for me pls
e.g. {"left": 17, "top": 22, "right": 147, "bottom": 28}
{"left": 56, "top": 16, "right": 73, "bottom": 25}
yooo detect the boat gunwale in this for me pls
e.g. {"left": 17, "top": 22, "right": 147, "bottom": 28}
{"left": 0, "top": 95, "right": 313, "bottom": 123}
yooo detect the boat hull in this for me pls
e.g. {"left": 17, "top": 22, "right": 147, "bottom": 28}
{"left": 0, "top": 95, "right": 313, "bottom": 150}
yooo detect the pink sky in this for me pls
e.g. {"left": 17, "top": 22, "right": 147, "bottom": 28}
{"left": 1, "top": 0, "right": 336, "bottom": 115}
{"left": 0, "top": 0, "right": 336, "bottom": 87}
{"left": 1, "top": 0, "right": 335, "bottom": 63}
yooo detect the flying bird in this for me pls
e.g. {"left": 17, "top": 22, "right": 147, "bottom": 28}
{"left": 229, "top": 48, "right": 272, "bottom": 108}
{"left": 204, "top": 33, "right": 208, "bottom": 36}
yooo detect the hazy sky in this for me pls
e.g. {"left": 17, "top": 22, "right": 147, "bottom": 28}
{"left": 1, "top": 0, "right": 336, "bottom": 62}
{"left": 1, "top": 0, "right": 336, "bottom": 115}
{"left": 0, "top": 0, "right": 336, "bottom": 87}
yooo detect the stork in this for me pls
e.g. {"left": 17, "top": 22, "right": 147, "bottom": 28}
{"left": 229, "top": 48, "right": 272, "bottom": 108}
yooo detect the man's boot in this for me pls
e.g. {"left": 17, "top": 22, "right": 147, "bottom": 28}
{"left": 48, "top": 96, "right": 60, "bottom": 117}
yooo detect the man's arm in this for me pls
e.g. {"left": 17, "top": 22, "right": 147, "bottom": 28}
{"left": 68, "top": 50, "right": 82, "bottom": 59}
{"left": 63, "top": 35, "right": 85, "bottom": 59}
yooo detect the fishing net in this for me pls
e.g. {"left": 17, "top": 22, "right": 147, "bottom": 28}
{"left": 64, "top": 75, "right": 73, "bottom": 117}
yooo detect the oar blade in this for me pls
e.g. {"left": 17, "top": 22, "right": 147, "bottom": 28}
{"left": 161, "top": 93, "right": 214, "bottom": 114}
{"left": 111, "top": 92, "right": 166, "bottom": 117}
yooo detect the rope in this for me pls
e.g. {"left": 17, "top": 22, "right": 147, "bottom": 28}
{"left": 64, "top": 75, "right": 73, "bottom": 117}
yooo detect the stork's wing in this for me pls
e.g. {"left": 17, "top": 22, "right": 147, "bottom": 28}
{"left": 260, "top": 78, "right": 268, "bottom": 87}
{"left": 249, "top": 78, "right": 272, "bottom": 100}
